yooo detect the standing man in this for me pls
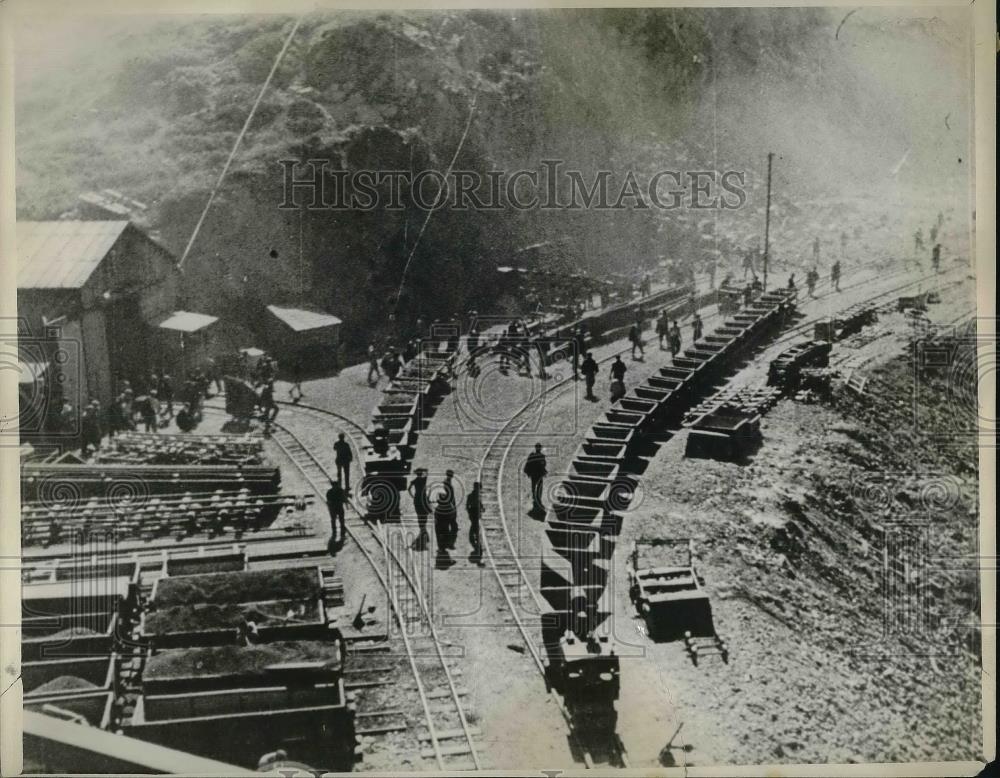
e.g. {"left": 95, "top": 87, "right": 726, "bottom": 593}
{"left": 628, "top": 323, "right": 644, "bottom": 360}
{"left": 466, "top": 481, "right": 483, "bottom": 557}
{"left": 806, "top": 268, "right": 818, "bottom": 298}
{"left": 326, "top": 480, "right": 347, "bottom": 545}
{"left": 443, "top": 470, "right": 458, "bottom": 549}
{"left": 609, "top": 355, "right": 627, "bottom": 403}
{"left": 523, "top": 444, "right": 548, "bottom": 515}
{"left": 434, "top": 492, "right": 453, "bottom": 560}
{"left": 692, "top": 312, "right": 704, "bottom": 342}
{"left": 334, "top": 432, "right": 353, "bottom": 493}
{"left": 831, "top": 260, "right": 842, "bottom": 292}
{"left": 409, "top": 468, "right": 430, "bottom": 549}
{"left": 656, "top": 311, "right": 669, "bottom": 350}
{"left": 932, "top": 243, "right": 942, "bottom": 273}
{"left": 158, "top": 373, "right": 174, "bottom": 420}
{"left": 581, "top": 351, "right": 599, "bottom": 401}
{"left": 668, "top": 320, "right": 682, "bottom": 359}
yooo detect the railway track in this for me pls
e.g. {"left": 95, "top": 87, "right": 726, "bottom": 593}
{"left": 264, "top": 408, "right": 483, "bottom": 771}
{"left": 200, "top": 263, "right": 965, "bottom": 771}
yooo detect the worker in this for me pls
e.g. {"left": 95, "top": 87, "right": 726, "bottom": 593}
{"left": 409, "top": 468, "right": 430, "bottom": 549}
{"left": 742, "top": 283, "right": 753, "bottom": 307}
{"left": 668, "top": 320, "right": 682, "bottom": 358}
{"left": 932, "top": 243, "right": 942, "bottom": 273}
{"left": 367, "top": 344, "right": 380, "bottom": 386}
{"left": 831, "top": 260, "right": 842, "bottom": 292}
{"left": 466, "top": 481, "right": 483, "bottom": 556}
{"left": 523, "top": 444, "right": 548, "bottom": 514}
{"left": 581, "top": 351, "right": 599, "bottom": 401}
{"left": 334, "top": 432, "right": 353, "bottom": 492}
{"left": 787, "top": 273, "right": 796, "bottom": 291}
{"left": 158, "top": 374, "right": 174, "bottom": 420}
{"left": 692, "top": 312, "right": 704, "bottom": 342}
{"left": 628, "top": 323, "right": 644, "bottom": 360}
{"left": 656, "top": 311, "right": 670, "bottom": 349}
{"left": 326, "top": 480, "right": 346, "bottom": 545}
{"left": 443, "top": 470, "right": 458, "bottom": 548}
{"left": 806, "top": 268, "right": 818, "bottom": 297}
{"left": 259, "top": 380, "right": 278, "bottom": 422}
{"left": 380, "top": 350, "right": 399, "bottom": 381}
{"left": 433, "top": 491, "right": 454, "bottom": 558}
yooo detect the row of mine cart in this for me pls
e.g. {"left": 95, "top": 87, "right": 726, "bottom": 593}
{"left": 22, "top": 547, "right": 355, "bottom": 772}
{"left": 537, "top": 288, "right": 797, "bottom": 724}
{"left": 361, "top": 340, "right": 458, "bottom": 520}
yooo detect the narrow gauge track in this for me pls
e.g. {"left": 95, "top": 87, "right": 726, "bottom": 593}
{"left": 255, "top": 405, "right": 483, "bottom": 772}
{"left": 468, "top": 264, "right": 964, "bottom": 769}
{"left": 199, "top": 264, "right": 960, "bottom": 771}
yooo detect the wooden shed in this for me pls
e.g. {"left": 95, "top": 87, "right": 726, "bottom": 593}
{"left": 264, "top": 305, "right": 342, "bottom": 373}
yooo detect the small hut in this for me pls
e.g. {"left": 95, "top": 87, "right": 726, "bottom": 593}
{"left": 264, "top": 305, "right": 342, "bottom": 374}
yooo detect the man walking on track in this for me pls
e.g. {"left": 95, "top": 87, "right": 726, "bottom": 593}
{"left": 581, "top": 352, "right": 599, "bottom": 401}
{"left": 409, "top": 468, "right": 430, "bottom": 549}
{"left": 628, "top": 323, "right": 644, "bottom": 360}
{"left": 466, "top": 481, "right": 483, "bottom": 557}
{"left": 524, "top": 444, "right": 548, "bottom": 515}
{"left": 326, "top": 480, "right": 347, "bottom": 546}
{"left": 334, "top": 432, "right": 353, "bottom": 493}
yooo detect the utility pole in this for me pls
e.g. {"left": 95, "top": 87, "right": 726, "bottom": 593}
{"left": 762, "top": 152, "right": 774, "bottom": 291}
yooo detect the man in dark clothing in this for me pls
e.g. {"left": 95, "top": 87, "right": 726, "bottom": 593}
{"left": 443, "top": 470, "right": 458, "bottom": 549}
{"left": 656, "top": 311, "right": 669, "bottom": 349}
{"left": 409, "top": 468, "right": 430, "bottom": 548}
{"left": 334, "top": 433, "right": 353, "bottom": 492}
{"left": 259, "top": 381, "right": 278, "bottom": 422}
{"left": 692, "top": 312, "right": 704, "bottom": 342}
{"left": 326, "top": 481, "right": 346, "bottom": 543}
{"left": 932, "top": 244, "right": 942, "bottom": 273}
{"left": 668, "top": 321, "right": 682, "bottom": 358}
{"left": 466, "top": 481, "right": 483, "bottom": 556}
{"left": 831, "top": 260, "right": 842, "bottom": 292}
{"left": 434, "top": 493, "right": 454, "bottom": 558}
{"left": 628, "top": 324, "right": 644, "bottom": 360}
{"left": 610, "top": 354, "right": 627, "bottom": 383}
{"left": 806, "top": 268, "right": 818, "bottom": 297}
{"left": 523, "top": 444, "right": 548, "bottom": 514}
{"left": 581, "top": 352, "right": 599, "bottom": 401}
{"left": 158, "top": 374, "right": 174, "bottom": 419}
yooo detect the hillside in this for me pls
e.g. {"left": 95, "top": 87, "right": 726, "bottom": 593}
{"left": 14, "top": 8, "right": 972, "bottom": 353}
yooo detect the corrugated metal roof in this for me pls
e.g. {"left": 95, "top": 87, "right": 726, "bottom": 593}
{"left": 157, "top": 310, "right": 219, "bottom": 333}
{"left": 17, "top": 221, "right": 130, "bottom": 289}
{"left": 266, "top": 305, "right": 342, "bottom": 332}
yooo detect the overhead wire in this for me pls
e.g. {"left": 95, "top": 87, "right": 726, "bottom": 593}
{"left": 176, "top": 15, "right": 304, "bottom": 271}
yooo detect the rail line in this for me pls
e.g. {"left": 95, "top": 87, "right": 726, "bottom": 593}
{"left": 264, "top": 407, "right": 483, "bottom": 771}
{"left": 203, "top": 263, "right": 965, "bottom": 771}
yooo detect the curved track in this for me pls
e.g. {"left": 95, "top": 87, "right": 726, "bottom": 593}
{"left": 246, "top": 403, "right": 483, "bottom": 771}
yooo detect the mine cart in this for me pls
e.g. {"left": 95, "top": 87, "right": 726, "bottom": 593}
{"left": 627, "top": 538, "right": 715, "bottom": 641}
